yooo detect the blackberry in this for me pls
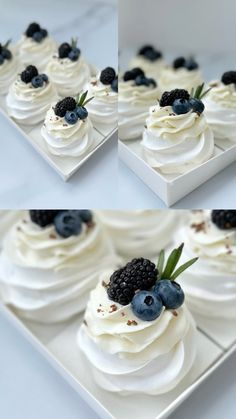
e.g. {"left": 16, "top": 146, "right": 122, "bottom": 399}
{"left": 20, "top": 65, "right": 38, "bottom": 83}
{"left": 159, "top": 89, "right": 190, "bottom": 107}
{"left": 138, "top": 45, "right": 154, "bottom": 56}
{"left": 107, "top": 258, "right": 158, "bottom": 305}
{"left": 100, "top": 67, "right": 116, "bottom": 85}
{"left": 211, "top": 210, "right": 236, "bottom": 230}
{"left": 30, "top": 210, "right": 60, "bottom": 227}
{"left": 123, "top": 67, "right": 144, "bottom": 81}
{"left": 58, "top": 42, "right": 72, "bottom": 59}
{"left": 221, "top": 71, "right": 236, "bottom": 86}
{"left": 173, "top": 57, "right": 186, "bottom": 69}
{"left": 54, "top": 97, "right": 76, "bottom": 117}
{"left": 26, "top": 22, "right": 41, "bottom": 37}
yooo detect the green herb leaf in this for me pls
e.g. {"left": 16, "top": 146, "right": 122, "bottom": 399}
{"left": 71, "top": 37, "right": 78, "bottom": 50}
{"left": 83, "top": 96, "right": 94, "bottom": 106}
{"left": 78, "top": 91, "right": 88, "bottom": 107}
{"left": 157, "top": 249, "right": 165, "bottom": 277}
{"left": 170, "top": 257, "right": 198, "bottom": 281}
{"left": 162, "top": 243, "right": 184, "bottom": 279}
{"left": 199, "top": 86, "right": 212, "bottom": 99}
{"left": 194, "top": 83, "right": 204, "bottom": 99}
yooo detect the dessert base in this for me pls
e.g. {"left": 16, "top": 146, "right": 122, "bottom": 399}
{"left": 0, "top": 95, "right": 117, "bottom": 181}
{"left": 1, "top": 297, "right": 236, "bottom": 419}
{"left": 118, "top": 138, "right": 236, "bottom": 207}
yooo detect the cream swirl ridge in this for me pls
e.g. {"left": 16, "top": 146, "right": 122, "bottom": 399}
{"left": 78, "top": 274, "right": 196, "bottom": 395}
{"left": 0, "top": 49, "right": 19, "bottom": 96}
{"left": 86, "top": 74, "right": 117, "bottom": 125}
{"left": 18, "top": 35, "right": 56, "bottom": 71}
{"left": 159, "top": 67, "right": 203, "bottom": 93}
{"left": 141, "top": 105, "right": 214, "bottom": 174}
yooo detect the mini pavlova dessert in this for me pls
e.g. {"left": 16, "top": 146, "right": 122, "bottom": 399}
{"left": 178, "top": 210, "right": 236, "bottom": 318}
{"left": 78, "top": 244, "right": 197, "bottom": 395}
{"left": 119, "top": 67, "right": 160, "bottom": 140}
{"left": 141, "top": 85, "right": 214, "bottom": 174}
{"left": 46, "top": 38, "right": 90, "bottom": 97}
{"left": 97, "top": 210, "right": 177, "bottom": 259}
{"left": 6, "top": 65, "right": 57, "bottom": 125}
{"left": 41, "top": 91, "right": 94, "bottom": 157}
{"left": 0, "top": 40, "right": 19, "bottom": 96}
{"left": 85, "top": 67, "right": 118, "bottom": 126}
{"left": 129, "top": 45, "right": 165, "bottom": 80}
{"left": 204, "top": 71, "right": 236, "bottom": 142}
{"left": 0, "top": 211, "right": 22, "bottom": 248}
{"left": 0, "top": 210, "right": 119, "bottom": 323}
{"left": 18, "top": 22, "right": 56, "bottom": 71}
{"left": 159, "top": 56, "right": 203, "bottom": 93}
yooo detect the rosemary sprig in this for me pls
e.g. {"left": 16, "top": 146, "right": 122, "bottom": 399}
{"left": 76, "top": 90, "right": 94, "bottom": 108}
{"left": 157, "top": 243, "right": 198, "bottom": 281}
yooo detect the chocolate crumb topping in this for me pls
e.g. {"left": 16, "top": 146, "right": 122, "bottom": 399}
{"left": 172, "top": 310, "right": 178, "bottom": 317}
{"left": 49, "top": 233, "right": 57, "bottom": 239}
{"left": 127, "top": 320, "right": 138, "bottom": 326}
{"left": 109, "top": 304, "right": 118, "bottom": 313}
{"left": 102, "top": 281, "right": 108, "bottom": 288}
{"left": 191, "top": 221, "right": 206, "bottom": 233}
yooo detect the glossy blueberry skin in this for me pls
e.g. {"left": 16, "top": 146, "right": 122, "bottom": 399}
{"left": 76, "top": 106, "right": 88, "bottom": 120}
{"left": 77, "top": 210, "right": 93, "bottom": 223}
{"left": 2, "top": 49, "right": 12, "bottom": 60}
{"left": 41, "top": 73, "right": 48, "bottom": 82}
{"left": 54, "top": 210, "right": 83, "bottom": 238}
{"left": 144, "top": 49, "right": 161, "bottom": 61}
{"left": 31, "top": 75, "right": 44, "bottom": 88}
{"left": 68, "top": 48, "right": 80, "bottom": 62}
{"left": 40, "top": 29, "right": 48, "bottom": 38}
{"left": 65, "top": 110, "right": 78, "bottom": 125}
{"left": 172, "top": 98, "right": 191, "bottom": 115}
{"left": 153, "top": 279, "right": 185, "bottom": 310}
{"left": 189, "top": 98, "right": 205, "bottom": 114}
{"left": 185, "top": 58, "right": 198, "bottom": 71}
{"left": 135, "top": 75, "right": 150, "bottom": 86}
{"left": 111, "top": 77, "right": 118, "bottom": 92}
{"left": 131, "top": 291, "right": 163, "bottom": 321}
{"left": 0, "top": 55, "right": 4, "bottom": 65}
{"left": 33, "top": 31, "right": 44, "bottom": 43}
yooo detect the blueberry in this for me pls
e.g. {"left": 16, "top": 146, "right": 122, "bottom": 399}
{"left": 135, "top": 75, "right": 149, "bottom": 86}
{"left": 144, "top": 49, "right": 161, "bottom": 61}
{"left": 33, "top": 31, "right": 44, "bottom": 43}
{"left": 2, "top": 49, "right": 12, "bottom": 60}
{"left": 40, "top": 29, "right": 48, "bottom": 38}
{"left": 41, "top": 73, "right": 48, "bottom": 82}
{"left": 185, "top": 58, "right": 198, "bottom": 71}
{"left": 31, "top": 75, "right": 44, "bottom": 88}
{"left": 131, "top": 291, "right": 163, "bottom": 321}
{"left": 76, "top": 106, "right": 88, "bottom": 120}
{"left": 153, "top": 279, "right": 185, "bottom": 310}
{"left": 111, "top": 77, "right": 118, "bottom": 92}
{"left": 147, "top": 77, "right": 157, "bottom": 87}
{"left": 172, "top": 98, "right": 191, "bottom": 115}
{"left": 77, "top": 210, "right": 93, "bottom": 223}
{"left": 65, "top": 110, "right": 78, "bottom": 125}
{"left": 68, "top": 48, "right": 80, "bottom": 61}
{"left": 0, "top": 55, "right": 4, "bottom": 65}
{"left": 189, "top": 98, "right": 205, "bottom": 114}
{"left": 54, "top": 211, "right": 83, "bottom": 238}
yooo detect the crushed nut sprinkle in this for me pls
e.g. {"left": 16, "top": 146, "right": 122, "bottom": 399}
{"left": 109, "top": 304, "right": 118, "bottom": 313}
{"left": 127, "top": 320, "right": 138, "bottom": 326}
{"left": 121, "top": 312, "right": 125, "bottom": 317}
{"left": 49, "top": 233, "right": 57, "bottom": 239}
{"left": 102, "top": 281, "right": 108, "bottom": 288}
{"left": 172, "top": 310, "right": 178, "bottom": 317}
{"left": 191, "top": 221, "right": 206, "bottom": 233}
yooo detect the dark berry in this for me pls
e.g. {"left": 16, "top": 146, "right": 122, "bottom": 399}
{"left": 123, "top": 71, "right": 135, "bottom": 81}
{"left": 31, "top": 75, "right": 44, "bottom": 88}
{"left": 159, "top": 89, "right": 190, "bottom": 107}
{"left": 0, "top": 55, "right": 4, "bottom": 65}
{"left": 107, "top": 258, "right": 158, "bottom": 305}
{"left": 20, "top": 65, "right": 38, "bottom": 83}
{"left": 58, "top": 42, "right": 72, "bottom": 59}
{"left": 41, "top": 74, "right": 48, "bottom": 82}
{"left": 131, "top": 291, "right": 163, "bottom": 321}
{"left": 185, "top": 58, "right": 198, "bottom": 71}
{"left": 54, "top": 211, "right": 83, "bottom": 238}
{"left": 173, "top": 57, "right": 186, "bottom": 69}
{"left": 172, "top": 98, "right": 191, "bottom": 115}
{"left": 211, "top": 210, "right": 236, "bottom": 230}
{"left": 135, "top": 75, "right": 150, "bottom": 86}
{"left": 144, "top": 49, "right": 162, "bottom": 61}
{"left": 68, "top": 48, "right": 80, "bottom": 61}
{"left": 54, "top": 97, "right": 77, "bottom": 117}
{"left": 221, "top": 71, "right": 236, "bottom": 85}
{"left": 131, "top": 67, "right": 145, "bottom": 78}
{"left": 147, "top": 78, "right": 157, "bottom": 87}
{"left": 189, "top": 98, "right": 205, "bottom": 114}
{"left": 154, "top": 279, "right": 185, "bottom": 310}
{"left": 30, "top": 210, "right": 60, "bottom": 227}
{"left": 2, "top": 49, "right": 12, "bottom": 60}
{"left": 65, "top": 110, "right": 78, "bottom": 125}
{"left": 111, "top": 77, "right": 118, "bottom": 92}
{"left": 76, "top": 106, "right": 88, "bottom": 120}
{"left": 25, "top": 22, "right": 41, "bottom": 37}
{"left": 77, "top": 210, "right": 93, "bottom": 223}
{"left": 33, "top": 31, "right": 44, "bottom": 43}
{"left": 138, "top": 45, "right": 154, "bottom": 55}
{"left": 40, "top": 29, "right": 48, "bottom": 38}
{"left": 100, "top": 67, "right": 116, "bottom": 85}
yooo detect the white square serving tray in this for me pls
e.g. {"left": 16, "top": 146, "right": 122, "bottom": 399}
{"left": 1, "top": 299, "right": 236, "bottom": 419}
{"left": 0, "top": 96, "right": 117, "bottom": 181}
{"left": 118, "top": 138, "right": 236, "bottom": 207}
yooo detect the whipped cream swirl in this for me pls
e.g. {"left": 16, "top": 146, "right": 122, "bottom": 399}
{"left": 204, "top": 81, "right": 236, "bottom": 142}
{"left": 86, "top": 74, "right": 117, "bottom": 125}
{"left": 6, "top": 76, "right": 57, "bottom": 125}
{"left": 141, "top": 105, "right": 214, "bottom": 174}
{"left": 78, "top": 274, "right": 196, "bottom": 395}
{"left": 178, "top": 210, "right": 236, "bottom": 318}
{"left": 46, "top": 54, "right": 90, "bottom": 97}
{"left": 41, "top": 106, "right": 94, "bottom": 157}
{"left": 0, "top": 213, "right": 120, "bottom": 323}
{"left": 97, "top": 210, "right": 177, "bottom": 259}
{"left": 0, "top": 48, "right": 19, "bottom": 96}
{"left": 0, "top": 211, "right": 22, "bottom": 247}
{"left": 119, "top": 80, "right": 160, "bottom": 140}
{"left": 159, "top": 67, "right": 203, "bottom": 93}
{"left": 129, "top": 56, "right": 165, "bottom": 80}
{"left": 17, "top": 35, "right": 56, "bottom": 71}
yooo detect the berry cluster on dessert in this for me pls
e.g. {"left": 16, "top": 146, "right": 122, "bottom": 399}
{"left": 129, "top": 45, "right": 165, "bottom": 80}
{"left": 0, "top": 210, "right": 119, "bottom": 323}
{"left": 46, "top": 38, "right": 90, "bottom": 97}
{"left": 178, "top": 210, "right": 236, "bottom": 318}
{"left": 159, "top": 56, "right": 203, "bottom": 92}
{"left": 78, "top": 244, "right": 197, "bottom": 395}
{"left": 119, "top": 67, "right": 160, "bottom": 140}
{"left": 141, "top": 85, "right": 214, "bottom": 174}
{"left": 18, "top": 22, "right": 56, "bottom": 71}
{"left": 85, "top": 67, "right": 118, "bottom": 126}
{"left": 41, "top": 91, "right": 94, "bottom": 156}
{"left": 6, "top": 65, "right": 57, "bottom": 125}
{"left": 0, "top": 40, "right": 18, "bottom": 95}
{"left": 204, "top": 71, "right": 236, "bottom": 142}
